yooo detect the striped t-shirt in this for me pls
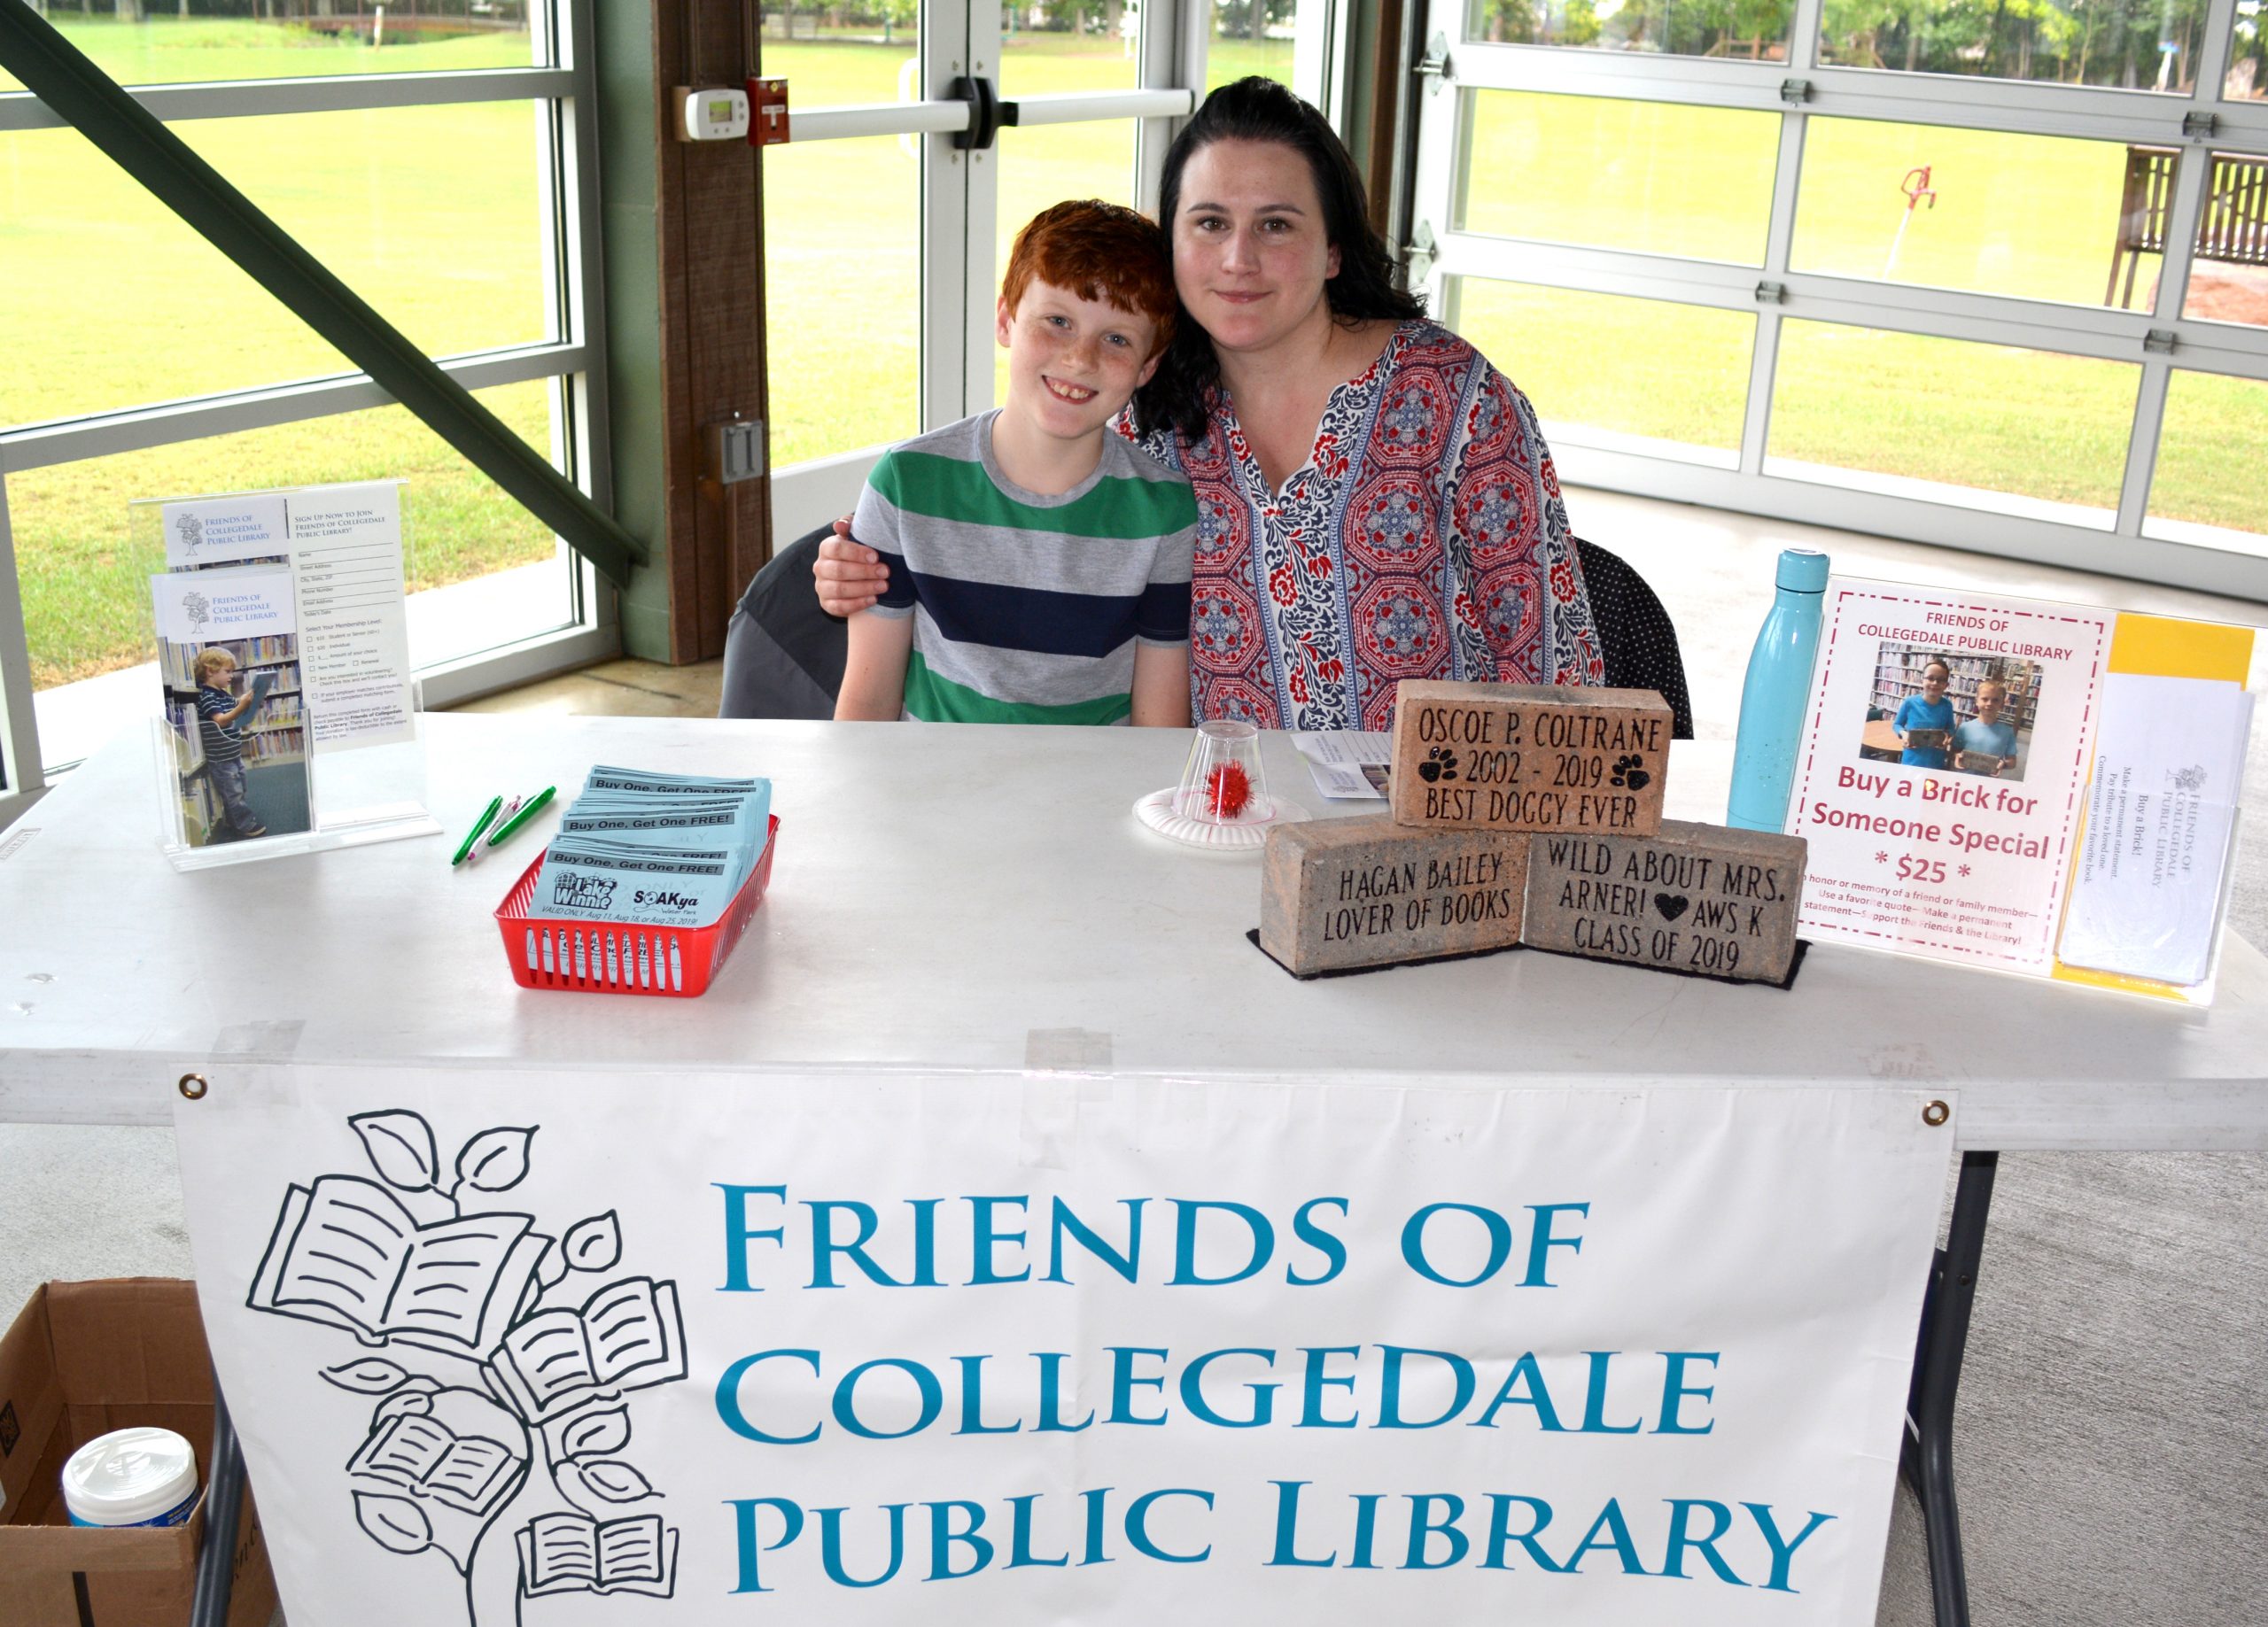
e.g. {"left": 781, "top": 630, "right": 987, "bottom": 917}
{"left": 853, "top": 411, "right": 1196, "bottom": 725}
{"left": 195, "top": 685, "right": 244, "bottom": 763}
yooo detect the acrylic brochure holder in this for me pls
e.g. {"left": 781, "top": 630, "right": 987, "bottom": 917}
{"left": 138, "top": 480, "right": 440, "bottom": 872}
{"left": 1783, "top": 582, "right": 2255, "bottom": 1003}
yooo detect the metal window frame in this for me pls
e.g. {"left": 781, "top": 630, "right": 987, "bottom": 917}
{"left": 0, "top": 477, "right": 43, "bottom": 821}
{"left": 0, "top": 66, "right": 575, "bottom": 131}
{"left": 1411, "top": 0, "right": 2268, "bottom": 600}
{"left": 0, "top": 0, "right": 616, "bottom": 770}
{"left": 0, "top": 345, "right": 593, "bottom": 472}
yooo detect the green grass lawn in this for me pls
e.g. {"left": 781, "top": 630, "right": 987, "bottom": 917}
{"left": 10, "top": 383, "right": 558, "bottom": 689}
{"left": 0, "top": 13, "right": 535, "bottom": 91}
{"left": 5, "top": 16, "right": 2264, "bottom": 689}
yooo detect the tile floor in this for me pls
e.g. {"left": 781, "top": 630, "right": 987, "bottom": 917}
{"left": 450, "top": 652, "right": 726, "bottom": 719}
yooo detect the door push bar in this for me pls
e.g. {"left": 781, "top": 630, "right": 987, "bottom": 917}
{"left": 950, "top": 75, "right": 1018, "bottom": 151}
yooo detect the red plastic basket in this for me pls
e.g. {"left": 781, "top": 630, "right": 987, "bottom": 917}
{"left": 494, "top": 816, "right": 779, "bottom": 997}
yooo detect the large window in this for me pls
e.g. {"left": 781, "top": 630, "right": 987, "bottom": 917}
{"left": 1411, "top": 0, "right": 2268, "bottom": 596}
{"left": 0, "top": 0, "right": 609, "bottom": 799}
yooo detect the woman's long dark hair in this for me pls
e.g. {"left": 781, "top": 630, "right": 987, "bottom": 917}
{"left": 1133, "top": 76, "right": 1425, "bottom": 441}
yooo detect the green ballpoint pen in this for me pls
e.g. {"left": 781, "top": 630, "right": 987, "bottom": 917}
{"left": 450, "top": 795, "right": 503, "bottom": 867}
{"left": 484, "top": 786, "right": 557, "bottom": 853}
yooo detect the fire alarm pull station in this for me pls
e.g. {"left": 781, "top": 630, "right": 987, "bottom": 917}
{"left": 675, "top": 86, "right": 750, "bottom": 143}
{"left": 748, "top": 77, "right": 789, "bottom": 146}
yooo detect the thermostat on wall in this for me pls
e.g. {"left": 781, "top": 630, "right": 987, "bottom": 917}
{"left": 675, "top": 86, "right": 750, "bottom": 143}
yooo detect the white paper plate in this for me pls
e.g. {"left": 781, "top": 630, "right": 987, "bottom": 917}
{"left": 1133, "top": 787, "right": 1309, "bottom": 849}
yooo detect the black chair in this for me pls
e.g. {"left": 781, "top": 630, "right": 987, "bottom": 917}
{"left": 718, "top": 526, "right": 1693, "bottom": 738}
{"left": 1573, "top": 537, "right": 1694, "bottom": 740}
{"left": 718, "top": 523, "right": 849, "bottom": 720}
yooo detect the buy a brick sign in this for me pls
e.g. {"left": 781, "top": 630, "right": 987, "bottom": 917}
{"left": 1388, "top": 681, "right": 1672, "bottom": 835}
{"left": 1260, "top": 814, "right": 1529, "bottom": 976}
{"left": 1523, "top": 819, "right": 1809, "bottom": 985}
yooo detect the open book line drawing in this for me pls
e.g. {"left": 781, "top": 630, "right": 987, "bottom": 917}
{"left": 346, "top": 1413, "right": 524, "bottom": 1518}
{"left": 243, "top": 1111, "right": 684, "bottom": 1626}
{"left": 518, "top": 1512, "right": 679, "bottom": 1599}
{"left": 484, "top": 1277, "right": 686, "bottom": 1423}
{"left": 248, "top": 1174, "right": 549, "bottom": 1357}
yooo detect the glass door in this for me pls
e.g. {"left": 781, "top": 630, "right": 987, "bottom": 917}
{"left": 765, "top": 0, "right": 1200, "bottom": 543}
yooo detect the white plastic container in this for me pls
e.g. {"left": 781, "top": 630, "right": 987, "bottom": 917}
{"left": 61, "top": 1427, "right": 199, "bottom": 1528}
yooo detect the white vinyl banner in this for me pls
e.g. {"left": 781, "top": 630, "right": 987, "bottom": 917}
{"left": 173, "top": 1065, "right": 1953, "bottom": 1627}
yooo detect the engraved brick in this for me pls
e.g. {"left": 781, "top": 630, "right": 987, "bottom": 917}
{"left": 1259, "top": 814, "right": 1530, "bottom": 976}
{"left": 1521, "top": 820, "right": 1808, "bottom": 985}
{"left": 1389, "top": 681, "right": 1673, "bottom": 836}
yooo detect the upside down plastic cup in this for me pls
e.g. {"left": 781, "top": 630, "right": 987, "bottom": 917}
{"left": 1172, "top": 720, "right": 1271, "bottom": 824}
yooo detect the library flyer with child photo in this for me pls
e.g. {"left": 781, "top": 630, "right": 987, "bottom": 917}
{"left": 151, "top": 563, "right": 315, "bottom": 848}
{"left": 1787, "top": 583, "right": 2113, "bottom": 976}
{"left": 159, "top": 481, "right": 416, "bottom": 752}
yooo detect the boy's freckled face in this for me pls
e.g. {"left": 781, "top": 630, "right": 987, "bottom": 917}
{"left": 996, "top": 281, "right": 1161, "bottom": 444}
{"left": 1976, "top": 686, "right": 2003, "bottom": 723}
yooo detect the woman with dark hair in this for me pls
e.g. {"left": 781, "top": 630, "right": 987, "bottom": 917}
{"left": 818, "top": 77, "right": 1601, "bottom": 730}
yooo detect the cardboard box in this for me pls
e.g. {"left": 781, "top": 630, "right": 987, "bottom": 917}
{"left": 0, "top": 1279, "right": 276, "bottom": 1627}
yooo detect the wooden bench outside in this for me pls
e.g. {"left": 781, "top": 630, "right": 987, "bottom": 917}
{"left": 2106, "top": 144, "right": 2268, "bottom": 307}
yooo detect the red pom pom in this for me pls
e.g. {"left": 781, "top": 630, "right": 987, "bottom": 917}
{"left": 1205, "top": 762, "right": 1252, "bottom": 818}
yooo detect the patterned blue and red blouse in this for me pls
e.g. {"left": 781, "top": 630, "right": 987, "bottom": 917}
{"left": 1123, "top": 319, "right": 1603, "bottom": 732}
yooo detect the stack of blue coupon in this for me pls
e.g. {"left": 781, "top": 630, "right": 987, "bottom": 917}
{"left": 532, "top": 766, "right": 773, "bottom": 928}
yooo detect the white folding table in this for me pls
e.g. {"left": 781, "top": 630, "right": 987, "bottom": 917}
{"left": 5, "top": 714, "right": 2265, "bottom": 1626}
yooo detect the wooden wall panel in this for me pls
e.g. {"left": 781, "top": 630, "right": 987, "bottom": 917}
{"left": 651, "top": 0, "right": 773, "bottom": 662}
{"left": 1364, "top": 0, "right": 1412, "bottom": 248}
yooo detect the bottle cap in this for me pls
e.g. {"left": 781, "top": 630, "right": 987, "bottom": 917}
{"left": 62, "top": 1428, "right": 200, "bottom": 1527}
{"left": 1775, "top": 548, "right": 1829, "bottom": 593}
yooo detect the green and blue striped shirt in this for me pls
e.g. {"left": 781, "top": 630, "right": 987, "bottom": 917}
{"left": 854, "top": 411, "right": 1197, "bottom": 725}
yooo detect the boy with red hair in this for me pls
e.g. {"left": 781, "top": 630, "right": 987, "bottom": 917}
{"left": 835, "top": 201, "right": 1195, "bottom": 726}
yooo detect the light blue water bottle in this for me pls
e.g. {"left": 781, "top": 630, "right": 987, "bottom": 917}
{"left": 1727, "top": 548, "right": 1829, "bottom": 832}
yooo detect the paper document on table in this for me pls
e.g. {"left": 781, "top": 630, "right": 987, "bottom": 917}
{"left": 1292, "top": 730, "right": 1391, "bottom": 800}
{"left": 557, "top": 797, "right": 767, "bottom": 848}
{"left": 534, "top": 841, "right": 747, "bottom": 927}
{"left": 532, "top": 769, "right": 775, "bottom": 927}
{"left": 585, "top": 765, "right": 771, "bottom": 799}
{"left": 2058, "top": 673, "right": 2254, "bottom": 986}
{"left": 288, "top": 482, "right": 416, "bottom": 751}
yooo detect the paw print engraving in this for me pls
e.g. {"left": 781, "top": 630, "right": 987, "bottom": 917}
{"left": 1417, "top": 747, "right": 1460, "bottom": 784}
{"left": 1611, "top": 753, "right": 1651, "bottom": 793}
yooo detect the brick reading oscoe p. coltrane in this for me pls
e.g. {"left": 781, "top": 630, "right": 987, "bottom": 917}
{"left": 1522, "top": 819, "right": 1810, "bottom": 986}
{"left": 1258, "top": 814, "right": 1530, "bottom": 976}
{"left": 1388, "top": 681, "right": 1673, "bottom": 836}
